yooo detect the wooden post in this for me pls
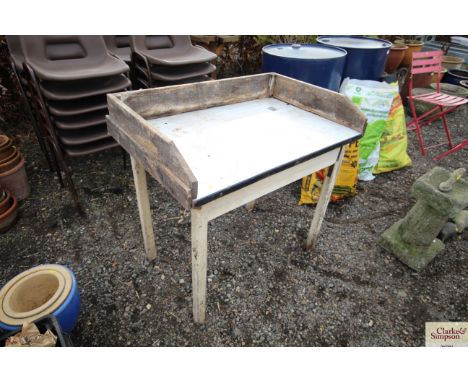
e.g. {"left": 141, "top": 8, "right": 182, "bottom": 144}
{"left": 191, "top": 208, "right": 208, "bottom": 323}
{"left": 131, "top": 156, "right": 157, "bottom": 261}
{"left": 305, "top": 148, "right": 345, "bottom": 251}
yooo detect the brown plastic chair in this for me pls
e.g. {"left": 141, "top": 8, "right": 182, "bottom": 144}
{"left": 130, "top": 35, "right": 216, "bottom": 66}
{"left": 20, "top": 35, "right": 129, "bottom": 81}
{"left": 104, "top": 35, "right": 131, "bottom": 64}
{"left": 40, "top": 74, "right": 131, "bottom": 100}
{"left": 141, "top": 62, "right": 216, "bottom": 81}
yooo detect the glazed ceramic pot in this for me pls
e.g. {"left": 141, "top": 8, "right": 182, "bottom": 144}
{"left": 0, "top": 190, "right": 11, "bottom": 215}
{"left": 0, "top": 265, "right": 81, "bottom": 333}
{"left": 0, "top": 156, "right": 30, "bottom": 201}
{"left": 0, "top": 194, "right": 18, "bottom": 233}
{"left": 0, "top": 151, "right": 21, "bottom": 173}
{"left": 442, "top": 55, "right": 464, "bottom": 70}
{"left": 395, "top": 39, "right": 424, "bottom": 68}
{"left": 385, "top": 44, "right": 408, "bottom": 74}
{"left": 443, "top": 69, "right": 468, "bottom": 87}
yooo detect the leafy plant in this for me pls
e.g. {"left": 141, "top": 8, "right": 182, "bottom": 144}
{"left": 255, "top": 35, "right": 318, "bottom": 45}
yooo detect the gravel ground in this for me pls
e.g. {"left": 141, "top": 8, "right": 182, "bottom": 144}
{"left": 0, "top": 105, "right": 467, "bottom": 347}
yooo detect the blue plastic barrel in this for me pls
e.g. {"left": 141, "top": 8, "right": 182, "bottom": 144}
{"left": 262, "top": 43, "right": 347, "bottom": 92}
{"left": 317, "top": 36, "right": 392, "bottom": 81}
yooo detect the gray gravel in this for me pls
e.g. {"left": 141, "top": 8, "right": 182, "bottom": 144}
{"left": 0, "top": 106, "right": 467, "bottom": 346}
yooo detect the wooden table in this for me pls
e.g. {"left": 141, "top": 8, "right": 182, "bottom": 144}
{"left": 107, "top": 73, "right": 366, "bottom": 323}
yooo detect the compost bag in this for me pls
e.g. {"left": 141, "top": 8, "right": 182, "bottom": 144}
{"left": 299, "top": 141, "right": 359, "bottom": 205}
{"left": 340, "top": 78, "right": 398, "bottom": 181}
{"left": 374, "top": 93, "right": 412, "bottom": 173}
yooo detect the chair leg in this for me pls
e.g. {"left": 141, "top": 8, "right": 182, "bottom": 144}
{"left": 434, "top": 140, "right": 468, "bottom": 161}
{"left": 408, "top": 99, "right": 426, "bottom": 156}
{"left": 50, "top": 140, "right": 84, "bottom": 216}
{"left": 439, "top": 106, "right": 453, "bottom": 149}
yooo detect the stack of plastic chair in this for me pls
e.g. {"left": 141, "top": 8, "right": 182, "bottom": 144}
{"left": 6, "top": 36, "right": 131, "bottom": 213}
{"left": 4, "top": 36, "right": 55, "bottom": 171}
{"left": 104, "top": 35, "right": 131, "bottom": 65}
{"left": 129, "top": 35, "right": 217, "bottom": 89}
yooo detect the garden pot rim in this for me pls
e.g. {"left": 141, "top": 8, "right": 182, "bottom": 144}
{"left": 0, "top": 265, "right": 73, "bottom": 326}
{"left": 447, "top": 69, "right": 468, "bottom": 79}
{"left": 0, "top": 136, "right": 12, "bottom": 149}
{"left": 0, "top": 148, "right": 19, "bottom": 166}
{"left": 442, "top": 55, "right": 464, "bottom": 63}
{"left": 395, "top": 39, "right": 423, "bottom": 47}
{"left": 390, "top": 43, "right": 408, "bottom": 50}
{"left": 0, "top": 145, "right": 16, "bottom": 160}
{"left": 0, "top": 156, "right": 25, "bottom": 178}
{"left": 0, "top": 194, "right": 17, "bottom": 221}
{"left": 0, "top": 151, "right": 21, "bottom": 171}
{"left": 0, "top": 190, "right": 11, "bottom": 212}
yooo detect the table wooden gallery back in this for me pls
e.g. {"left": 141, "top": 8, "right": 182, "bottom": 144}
{"left": 106, "top": 73, "right": 366, "bottom": 323}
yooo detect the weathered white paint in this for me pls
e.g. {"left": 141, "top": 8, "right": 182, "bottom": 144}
{"left": 148, "top": 98, "right": 360, "bottom": 200}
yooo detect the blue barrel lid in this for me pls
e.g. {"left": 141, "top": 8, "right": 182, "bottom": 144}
{"left": 262, "top": 43, "right": 347, "bottom": 60}
{"left": 317, "top": 36, "right": 392, "bottom": 49}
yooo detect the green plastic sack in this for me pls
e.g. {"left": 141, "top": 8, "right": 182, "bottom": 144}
{"left": 374, "top": 94, "right": 412, "bottom": 174}
{"left": 340, "top": 79, "right": 398, "bottom": 181}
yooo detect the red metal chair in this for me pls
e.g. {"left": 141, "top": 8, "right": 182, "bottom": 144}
{"left": 406, "top": 50, "right": 468, "bottom": 158}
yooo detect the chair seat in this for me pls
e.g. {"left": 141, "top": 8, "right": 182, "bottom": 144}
{"left": 40, "top": 74, "right": 131, "bottom": 101}
{"left": 57, "top": 124, "right": 110, "bottom": 146}
{"left": 53, "top": 110, "right": 107, "bottom": 130}
{"left": 62, "top": 137, "right": 119, "bottom": 157}
{"left": 411, "top": 91, "right": 468, "bottom": 107}
{"left": 142, "top": 62, "right": 215, "bottom": 81}
{"left": 140, "top": 45, "right": 217, "bottom": 66}
{"left": 27, "top": 54, "right": 129, "bottom": 81}
{"left": 47, "top": 95, "right": 107, "bottom": 117}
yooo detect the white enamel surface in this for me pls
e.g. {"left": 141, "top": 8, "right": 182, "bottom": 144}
{"left": 148, "top": 98, "right": 359, "bottom": 200}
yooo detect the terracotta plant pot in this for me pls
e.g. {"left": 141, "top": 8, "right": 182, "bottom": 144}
{"left": 395, "top": 39, "right": 424, "bottom": 68}
{"left": 430, "top": 69, "right": 447, "bottom": 83}
{"left": 0, "top": 147, "right": 18, "bottom": 166}
{"left": 0, "top": 135, "right": 12, "bottom": 150}
{"left": 385, "top": 44, "right": 408, "bottom": 74}
{"left": 0, "top": 156, "right": 30, "bottom": 201}
{"left": 0, "top": 146, "right": 16, "bottom": 162}
{"left": 442, "top": 55, "right": 464, "bottom": 70}
{"left": 400, "top": 72, "right": 433, "bottom": 100}
{"left": 0, "top": 151, "right": 21, "bottom": 173}
{"left": 0, "top": 190, "right": 11, "bottom": 215}
{"left": 0, "top": 194, "right": 18, "bottom": 233}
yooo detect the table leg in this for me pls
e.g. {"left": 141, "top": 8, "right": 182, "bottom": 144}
{"left": 191, "top": 208, "right": 208, "bottom": 323}
{"left": 245, "top": 200, "right": 256, "bottom": 211}
{"left": 130, "top": 156, "right": 157, "bottom": 261}
{"left": 305, "top": 148, "right": 345, "bottom": 250}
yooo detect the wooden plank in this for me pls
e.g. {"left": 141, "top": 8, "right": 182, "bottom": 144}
{"left": 199, "top": 148, "right": 340, "bottom": 221}
{"left": 107, "top": 93, "right": 197, "bottom": 194}
{"left": 117, "top": 73, "right": 272, "bottom": 119}
{"left": 305, "top": 148, "right": 345, "bottom": 250}
{"left": 107, "top": 117, "right": 193, "bottom": 209}
{"left": 191, "top": 208, "right": 208, "bottom": 323}
{"left": 130, "top": 156, "right": 157, "bottom": 261}
{"left": 272, "top": 74, "right": 367, "bottom": 133}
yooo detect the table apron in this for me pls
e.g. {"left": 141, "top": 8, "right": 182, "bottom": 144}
{"left": 195, "top": 147, "right": 341, "bottom": 222}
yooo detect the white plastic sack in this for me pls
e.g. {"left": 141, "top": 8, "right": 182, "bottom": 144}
{"left": 340, "top": 78, "right": 398, "bottom": 181}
